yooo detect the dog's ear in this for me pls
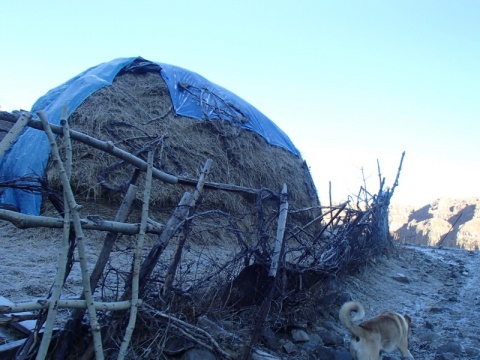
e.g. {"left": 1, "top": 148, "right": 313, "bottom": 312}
{"left": 404, "top": 314, "right": 412, "bottom": 326}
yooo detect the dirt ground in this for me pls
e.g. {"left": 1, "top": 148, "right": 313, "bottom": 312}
{"left": 1, "top": 219, "right": 479, "bottom": 359}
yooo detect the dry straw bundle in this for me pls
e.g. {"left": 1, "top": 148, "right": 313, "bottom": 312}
{"left": 46, "top": 71, "right": 319, "bottom": 224}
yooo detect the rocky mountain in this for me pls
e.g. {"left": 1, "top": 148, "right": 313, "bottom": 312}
{"left": 389, "top": 197, "right": 480, "bottom": 250}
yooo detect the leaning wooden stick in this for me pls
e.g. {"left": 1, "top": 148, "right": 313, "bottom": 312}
{"left": 0, "top": 299, "right": 139, "bottom": 314}
{"left": 37, "top": 107, "right": 72, "bottom": 360}
{"left": 0, "top": 110, "right": 177, "bottom": 185}
{"left": 134, "top": 190, "right": 194, "bottom": 299}
{"left": 61, "top": 105, "right": 73, "bottom": 180}
{"left": 0, "top": 209, "right": 163, "bottom": 234}
{"left": 0, "top": 313, "right": 38, "bottom": 325}
{"left": 164, "top": 159, "right": 213, "bottom": 291}
{"left": 245, "top": 184, "right": 288, "bottom": 360}
{"left": 144, "top": 303, "right": 232, "bottom": 359}
{"left": 1, "top": 111, "right": 264, "bottom": 197}
{"left": 37, "top": 111, "right": 105, "bottom": 360}
{"left": 89, "top": 181, "right": 139, "bottom": 293}
{"left": 0, "top": 111, "right": 31, "bottom": 158}
{"left": 117, "top": 151, "right": 154, "bottom": 360}
{"left": 269, "top": 183, "right": 288, "bottom": 277}
{"left": 391, "top": 151, "right": 405, "bottom": 193}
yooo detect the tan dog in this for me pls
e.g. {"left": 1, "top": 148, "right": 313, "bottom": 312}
{"left": 339, "top": 301, "right": 414, "bottom": 359}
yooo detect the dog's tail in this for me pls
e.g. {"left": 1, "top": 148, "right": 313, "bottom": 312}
{"left": 339, "top": 301, "right": 368, "bottom": 339}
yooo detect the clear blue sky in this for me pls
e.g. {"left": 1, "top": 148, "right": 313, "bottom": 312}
{"left": 1, "top": 1, "right": 479, "bottom": 207}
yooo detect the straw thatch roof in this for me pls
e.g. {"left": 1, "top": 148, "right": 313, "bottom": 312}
{"left": 45, "top": 70, "right": 319, "bottom": 228}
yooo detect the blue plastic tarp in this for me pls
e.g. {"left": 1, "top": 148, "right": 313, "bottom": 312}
{"left": 0, "top": 56, "right": 299, "bottom": 215}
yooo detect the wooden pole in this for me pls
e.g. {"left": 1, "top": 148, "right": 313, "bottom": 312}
{"left": 0, "top": 299, "right": 140, "bottom": 313}
{"left": 117, "top": 152, "right": 154, "bottom": 360}
{"left": 0, "top": 112, "right": 31, "bottom": 158}
{"left": 37, "top": 111, "right": 104, "bottom": 360}
{"left": 0, "top": 111, "right": 264, "bottom": 196}
{"left": 0, "top": 209, "right": 163, "bottom": 235}
{"left": 269, "top": 184, "right": 288, "bottom": 277}
{"left": 245, "top": 184, "right": 288, "bottom": 360}
{"left": 37, "top": 107, "right": 72, "bottom": 360}
{"left": 1, "top": 112, "right": 177, "bottom": 184}
{"left": 100, "top": 191, "right": 194, "bottom": 357}
{"left": 164, "top": 159, "right": 213, "bottom": 291}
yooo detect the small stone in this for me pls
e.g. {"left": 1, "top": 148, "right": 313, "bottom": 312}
{"left": 291, "top": 329, "right": 310, "bottom": 343}
{"left": 298, "top": 332, "right": 323, "bottom": 352}
{"left": 182, "top": 348, "right": 216, "bottom": 360}
{"left": 436, "top": 341, "right": 463, "bottom": 355}
{"left": 316, "top": 328, "right": 344, "bottom": 346}
{"left": 163, "top": 336, "right": 194, "bottom": 355}
{"left": 282, "top": 340, "right": 297, "bottom": 354}
{"left": 197, "top": 315, "right": 225, "bottom": 339}
{"left": 392, "top": 273, "right": 411, "bottom": 283}
{"left": 418, "top": 331, "right": 441, "bottom": 343}
{"left": 465, "top": 347, "right": 480, "bottom": 357}
{"left": 251, "top": 349, "right": 282, "bottom": 360}
{"left": 434, "top": 353, "right": 455, "bottom": 360}
{"left": 261, "top": 327, "right": 277, "bottom": 350}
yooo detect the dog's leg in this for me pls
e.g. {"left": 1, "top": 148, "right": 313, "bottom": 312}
{"left": 397, "top": 338, "right": 414, "bottom": 359}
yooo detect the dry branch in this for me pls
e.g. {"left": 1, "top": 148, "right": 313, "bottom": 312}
{"left": 178, "top": 177, "right": 258, "bottom": 195}
{"left": 164, "top": 159, "right": 213, "bottom": 291}
{"left": 269, "top": 184, "right": 288, "bottom": 277}
{"left": 36, "top": 108, "right": 72, "bottom": 360}
{"left": 245, "top": 184, "right": 289, "bottom": 360}
{"left": 37, "top": 111, "right": 73, "bottom": 360}
{"left": 0, "top": 111, "right": 178, "bottom": 184}
{"left": 90, "top": 184, "right": 139, "bottom": 292}
{"left": 391, "top": 151, "right": 405, "bottom": 193}
{"left": 0, "top": 208, "right": 163, "bottom": 234}
{"left": 1, "top": 111, "right": 274, "bottom": 198}
{"left": 0, "top": 314, "right": 38, "bottom": 325}
{"left": 134, "top": 191, "right": 194, "bottom": 298}
{"left": 61, "top": 105, "right": 73, "bottom": 177}
{"left": 38, "top": 111, "right": 104, "bottom": 359}
{"left": 102, "top": 161, "right": 212, "bottom": 357}
{"left": 0, "top": 299, "right": 138, "bottom": 314}
{"left": 117, "top": 151, "right": 154, "bottom": 359}
{"left": 0, "top": 112, "right": 31, "bottom": 158}
{"left": 101, "top": 191, "right": 194, "bottom": 357}
{"left": 144, "top": 304, "right": 232, "bottom": 359}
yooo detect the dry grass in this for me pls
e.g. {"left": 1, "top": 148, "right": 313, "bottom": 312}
{"left": 44, "top": 71, "right": 318, "bottom": 230}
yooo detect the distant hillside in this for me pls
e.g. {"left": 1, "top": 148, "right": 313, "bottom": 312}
{"left": 389, "top": 197, "right": 480, "bottom": 250}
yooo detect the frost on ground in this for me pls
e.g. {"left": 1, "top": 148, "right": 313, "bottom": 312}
{"left": 0, "top": 222, "right": 106, "bottom": 302}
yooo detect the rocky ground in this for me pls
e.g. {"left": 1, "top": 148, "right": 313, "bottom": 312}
{"left": 1, "top": 218, "right": 479, "bottom": 359}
